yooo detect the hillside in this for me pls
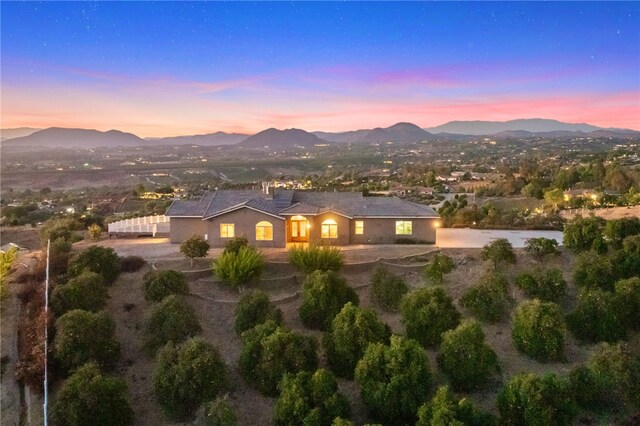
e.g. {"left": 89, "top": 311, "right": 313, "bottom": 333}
{"left": 1, "top": 127, "right": 148, "bottom": 148}
{"left": 426, "top": 118, "right": 602, "bottom": 135}
{"left": 149, "top": 131, "right": 248, "bottom": 146}
{"left": 314, "top": 122, "right": 434, "bottom": 143}
{"left": 240, "top": 128, "right": 329, "bottom": 148}
{"left": 0, "top": 127, "right": 41, "bottom": 141}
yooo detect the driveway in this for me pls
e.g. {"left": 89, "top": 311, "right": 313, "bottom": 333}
{"left": 436, "top": 228, "right": 563, "bottom": 248}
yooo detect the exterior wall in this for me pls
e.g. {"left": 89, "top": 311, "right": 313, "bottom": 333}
{"left": 169, "top": 218, "right": 207, "bottom": 243}
{"left": 308, "top": 212, "right": 351, "bottom": 246}
{"left": 349, "top": 218, "right": 438, "bottom": 244}
{"left": 205, "top": 208, "right": 286, "bottom": 248}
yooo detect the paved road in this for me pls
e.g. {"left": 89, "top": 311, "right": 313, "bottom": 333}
{"left": 436, "top": 228, "right": 563, "bottom": 248}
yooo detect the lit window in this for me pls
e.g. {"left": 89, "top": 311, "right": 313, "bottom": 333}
{"left": 321, "top": 219, "right": 338, "bottom": 238}
{"left": 220, "top": 223, "right": 235, "bottom": 238}
{"left": 395, "top": 221, "right": 412, "bottom": 235}
{"left": 256, "top": 221, "right": 273, "bottom": 241}
{"left": 355, "top": 220, "right": 364, "bottom": 235}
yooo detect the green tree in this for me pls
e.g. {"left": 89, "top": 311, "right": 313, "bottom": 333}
{"left": 180, "top": 234, "right": 210, "bottom": 267}
{"left": 437, "top": 319, "right": 500, "bottom": 391}
{"left": 299, "top": 270, "right": 359, "bottom": 331}
{"left": 234, "top": 290, "right": 283, "bottom": 335}
{"left": 49, "top": 237, "right": 73, "bottom": 277}
{"left": 460, "top": 272, "right": 511, "bottom": 323}
{"left": 68, "top": 246, "right": 121, "bottom": 285}
{"left": 273, "top": 369, "right": 351, "bottom": 426}
{"left": 573, "top": 251, "right": 615, "bottom": 291}
{"left": 584, "top": 342, "right": 640, "bottom": 408}
{"left": 223, "top": 236, "right": 249, "bottom": 255}
{"left": 369, "top": 266, "right": 408, "bottom": 312}
{"left": 614, "top": 277, "right": 640, "bottom": 330}
{"left": 563, "top": 215, "right": 606, "bottom": 252}
{"left": 143, "top": 295, "right": 202, "bottom": 355}
{"left": 0, "top": 247, "right": 17, "bottom": 300}
{"left": 51, "top": 271, "right": 108, "bottom": 316}
{"left": 567, "top": 289, "right": 626, "bottom": 343}
{"left": 417, "top": 386, "right": 497, "bottom": 426}
{"left": 203, "top": 395, "right": 237, "bottom": 426}
{"left": 355, "top": 335, "right": 432, "bottom": 425}
{"left": 524, "top": 237, "right": 559, "bottom": 260}
{"left": 323, "top": 303, "right": 390, "bottom": 379}
{"left": 143, "top": 270, "right": 189, "bottom": 302}
{"left": 154, "top": 337, "right": 229, "bottom": 420}
{"left": 514, "top": 268, "right": 567, "bottom": 302}
{"left": 481, "top": 238, "right": 516, "bottom": 269}
{"left": 544, "top": 188, "right": 565, "bottom": 209}
{"left": 423, "top": 253, "right": 456, "bottom": 285}
{"left": 512, "top": 300, "right": 566, "bottom": 362}
{"left": 604, "top": 217, "right": 640, "bottom": 249}
{"left": 401, "top": 287, "right": 461, "bottom": 347}
{"left": 497, "top": 373, "right": 577, "bottom": 426}
{"left": 53, "top": 310, "right": 120, "bottom": 372}
{"left": 39, "top": 217, "right": 81, "bottom": 244}
{"left": 213, "top": 246, "right": 264, "bottom": 291}
{"left": 51, "top": 363, "right": 134, "bottom": 426}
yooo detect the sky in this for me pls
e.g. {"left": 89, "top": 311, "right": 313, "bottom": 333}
{"left": 1, "top": 1, "right": 639, "bottom": 137}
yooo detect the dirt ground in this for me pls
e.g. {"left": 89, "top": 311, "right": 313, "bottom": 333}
{"left": 0, "top": 226, "right": 40, "bottom": 250}
{"left": 561, "top": 205, "right": 640, "bottom": 221}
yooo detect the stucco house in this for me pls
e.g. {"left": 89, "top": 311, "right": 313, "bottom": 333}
{"left": 165, "top": 187, "right": 440, "bottom": 247}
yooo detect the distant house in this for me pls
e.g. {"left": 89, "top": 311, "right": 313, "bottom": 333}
{"left": 165, "top": 186, "right": 440, "bottom": 247}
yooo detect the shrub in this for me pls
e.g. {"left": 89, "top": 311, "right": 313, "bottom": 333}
{"left": 223, "top": 236, "right": 248, "bottom": 255}
{"left": 274, "top": 369, "right": 350, "bottom": 426}
{"left": 51, "top": 363, "right": 134, "bottom": 426}
{"left": 39, "top": 217, "right": 81, "bottom": 244}
{"left": 417, "top": 386, "right": 497, "bottom": 426}
{"left": 481, "top": 238, "right": 516, "bottom": 268}
{"left": 51, "top": 271, "right": 108, "bottom": 316}
{"left": 323, "top": 302, "right": 390, "bottom": 379}
{"left": 423, "top": 253, "right": 456, "bottom": 285}
{"left": 400, "top": 286, "right": 461, "bottom": 347}
{"left": 369, "top": 266, "right": 408, "bottom": 312}
{"left": 567, "top": 290, "right": 626, "bottom": 343}
{"left": 614, "top": 277, "right": 640, "bottom": 329}
{"left": 143, "top": 270, "right": 189, "bottom": 302}
{"left": 512, "top": 300, "right": 566, "bottom": 362}
{"left": 213, "top": 246, "right": 264, "bottom": 291}
{"left": 142, "top": 295, "right": 201, "bottom": 355}
{"left": 573, "top": 251, "right": 615, "bottom": 291}
{"left": 299, "top": 270, "right": 359, "bottom": 331}
{"left": 437, "top": 319, "right": 500, "bottom": 391}
{"left": 180, "top": 234, "right": 210, "bottom": 267}
{"left": 239, "top": 321, "right": 318, "bottom": 396}
{"left": 604, "top": 217, "right": 640, "bottom": 249}
{"left": 87, "top": 223, "right": 102, "bottom": 240}
{"left": 203, "top": 395, "right": 237, "bottom": 426}
{"left": 119, "top": 255, "right": 146, "bottom": 273}
{"left": 524, "top": 237, "right": 559, "bottom": 260}
{"left": 563, "top": 215, "right": 606, "bottom": 252}
{"left": 497, "top": 373, "right": 577, "bottom": 426}
{"left": 460, "top": 272, "right": 511, "bottom": 323}
{"left": 584, "top": 342, "right": 640, "bottom": 408}
{"left": 288, "top": 244, "right": 344, "bottom": 274}
{"left": 54, "top": 310, "right": 120, "bottom": 372}
{"left": 234, "top": 290, "right": 283, "bottom": 335}
{"left": 154, "top": 337, "right": 229, "bottom": 420}
{"left": 568, "top": 366, "right": 607, "bottom": 411}
{"left": 49, "top": 237, "right": 73, "bottom": 277}
{"left": 68, "top": 246, "right": 121, "bottom": 285}
{"left": 514, "top": 268, "right": 566, "bottom": 302}
{"left": 355, "top": 335, "right": 432, "bottom": 425}
{"left": 0, "top": 247, "right": 17, "bottom": 300}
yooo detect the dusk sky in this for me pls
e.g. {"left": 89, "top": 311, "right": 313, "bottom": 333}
{"left": 2, "top": 1, "right": 639, "bottom": 137}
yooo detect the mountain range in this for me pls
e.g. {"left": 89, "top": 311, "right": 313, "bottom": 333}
{"left": 1, "top": 119, "right": 637, "bottom": 150}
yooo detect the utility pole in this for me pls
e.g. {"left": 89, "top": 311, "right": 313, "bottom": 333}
{"left": 43, "top": 239, "right": 50, "bottom": 426}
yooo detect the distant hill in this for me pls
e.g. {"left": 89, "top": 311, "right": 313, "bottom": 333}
{"left": 240, "top": 128, "right": 329, "bottom": 148}
{"left": 1, "top": 127, "right": 148, "bottom": 148}
{"left": 426, "top": 119, "right": 601, "bottom": 135}
{"left": 149, "top": 131, "right": 248, "bottom": 146}
{"left": 314, "top": 122, "right": 434, "bottom": 143}
{"left": 1, "top": 127, "right": 41, "bottom": 141}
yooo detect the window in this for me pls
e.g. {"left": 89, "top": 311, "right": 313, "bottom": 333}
{"left": 256, "top": 221, "right": 273, "bottom": 241}
{"left": 355, "top": 220, "right": 364, "bottom": 235}
{"left": 395, "top": 220, "right": 412, "bottom": 235}
{"left": 220, "top": 223, "right": 235, "bottom": 238}
{"left": 321, "top": 219, "right": 338, "bottom": 239}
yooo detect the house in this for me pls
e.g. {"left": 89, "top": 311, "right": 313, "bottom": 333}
{"left": 165, "top": 187, "right": 440, "bottom": 247}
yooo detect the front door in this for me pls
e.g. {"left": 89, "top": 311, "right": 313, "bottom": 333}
{"left": 290, "top": 219, "right": 309, "bottom": 242}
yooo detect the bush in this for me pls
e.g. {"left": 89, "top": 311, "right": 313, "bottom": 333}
{"left": 87, "top": 223, "right": 102, "bottom": 240}
{"left": 239, "top": 321, "right": 318, "bottom": 396}
{"left": 584, "top": 342, "right": 640, "bottom": 408}
{"left": 481, "top": 238, "right": 516, "bottom": 268}
{"left": 604, "top": 217, "right": 640, "bottom": 249}
{"left": 299, "top": 270, "right": 359, "bottom": 331}
{"left": 180, "top": 234, "right": 210, "bottom": 267}
{"left": 323, "top": 302, "right": 390, "bottom": 379}
{"left": 234, "top": 290, "right": 283, "bottom": 335}
{"left": 0, "top": 247, "right": 17, "bottom": 301}
{"left": 39, "top": 217, "right": 82, "bottom": 244}
{"left": 614, "top": 277, "right": 640, "bottom": 329}
{"left": 51, "top": 271, "right": 108, "bottom": 316}
{"left": 460, "top": 272, "right": 511, "bottom": 323}
{"left": 213, "top": 246, "right": 264, "bottom": 291}
{"left": 355, "top": 335, "right": 432, "bottom": 425}
{"left": 524, "top": 237, "right": 559, "bottom": 260}
{"left": 514, "top": 268, "right": 566, "bottom": 302}
{"left": 288, "top": 244, "right": 344, "bottom": 274}
{"left": 369, "top": 266, "right": 408, "bottom": 312}
{"left": 142, "top": 295, "right": 201, "bottom": 355}
{"left": 68, "top": 246, "right": 121, "bottom": 285}
{"left": 51, "top": 363, "right": 134, "bottom": 426}
{"left": 54, "top": 310, "right": 120, "bottom": 372}
{"left": 423, "top": 253, "right": 456, "bottom": 285}
{"left": 497, "top": 373, "right": 577, "bottom": 426}
{"left": 573, "top": 251, "right": 615, "bottom": 291}
{"left": 143, "top": 270, "right": 189, "bottom": 302}
{"left": 437, "top": 319, "right": 500, "bottom": 391}
{"left": 563, "top": 215, "right": 606, "bottom": 252}
{"left": 223, "top": 236, "right": 249, "bottom": 255}
{"left": 203, "top": 395, "right": 237, "bottom": 426}
{"left": 512, "top": 300, "right": 566, "bottom": 361}
{"left": 49, "top": 237, "right": 73, "bottom": 277}
{"left": 154, "top": 337, "right": 229, "bottom": 420}
{"left": 274, "top": 369, "right": 350, "bottom": 426}
{"left": 119, "top": 255, "right": 146, "bottom": 272}
{"left": 400, "top": 287, "right": 461, "bottom": 347}
{"left": 567, "top": 290, "right": 626, "bottom": 343}
{"left": 417, "top": 386, "right": 497, "bottom": 426}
